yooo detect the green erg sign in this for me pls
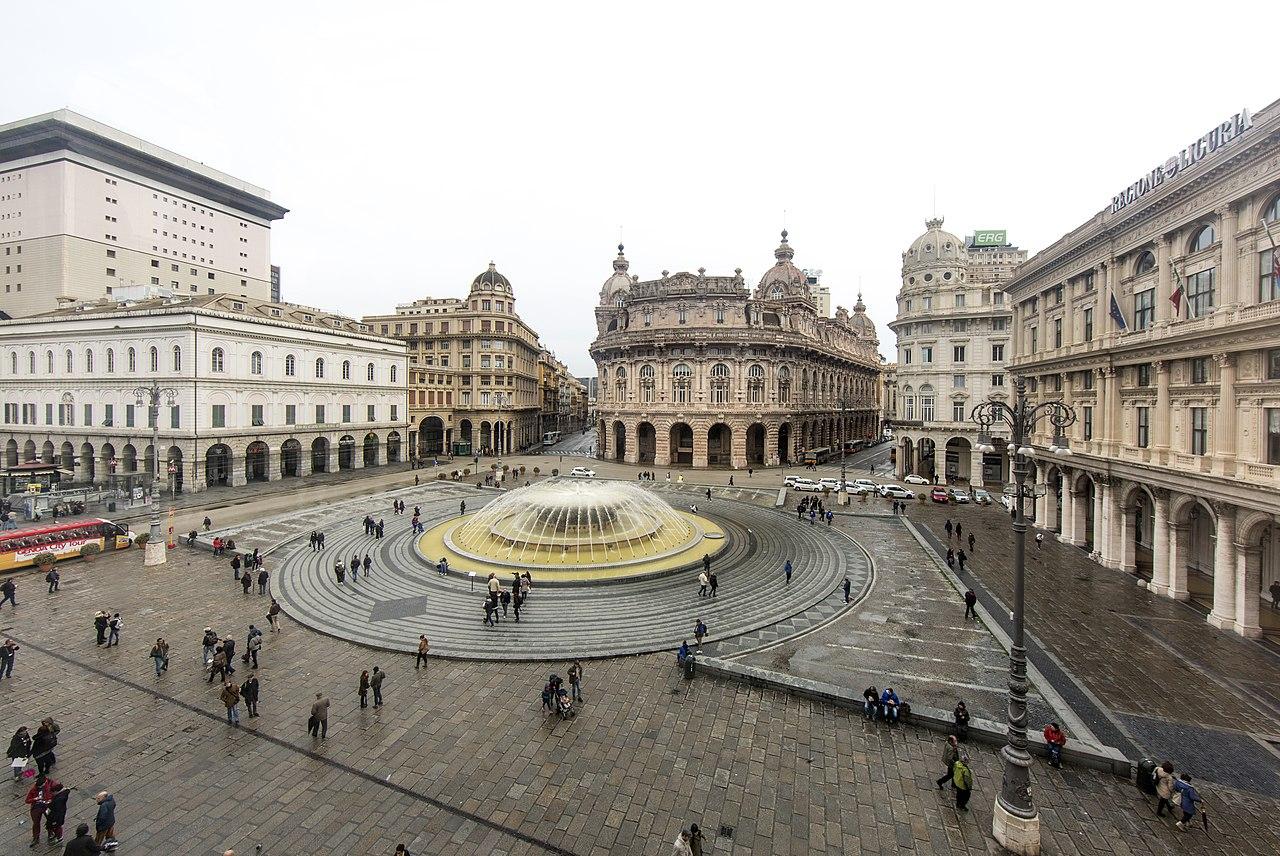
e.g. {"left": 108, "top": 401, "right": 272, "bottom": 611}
{"left": 973, "top": 230, "right": 1007, "bottom": 246}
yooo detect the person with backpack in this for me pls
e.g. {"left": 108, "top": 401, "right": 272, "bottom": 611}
{"left": 105, "top": 613, "right": 123, "bottom": 647}
{"left": 149, "top": 638, "right": 169, "bottom": 677}
{"left": 951, "top": 757, "right": 973, "bottom": 810}
{"left": 936, "top": 735, "right": 963, "bottom": 789}
{"left": 46, "top": 567, "right": 60, "bottom": 593}
{"left": 44, "top": 781, "right": 70, "bottom": 845}
{"left": 201, "top": 627, "right": 218, "bottom": 665}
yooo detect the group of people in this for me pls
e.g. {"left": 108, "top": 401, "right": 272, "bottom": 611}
{"left": 796, "top": 496, "right": 832, "bottom": 527}
{"left": 230, "top": 549, "right": 270, "bottom": 596}
{"left": 1152, "top": 761, "right": 1205, "bottom": 830}
{"left": 482, "top": 571, "right": 531, "bottom": 625}
{"left": 861, "top": 686, "right": 907, "bottom": 724}
{"left": 696, "top": 554, "right": 718, "bottom": 597}
{"left": 92, "top": 611, "right": 123, "bottom": 647}
{"left": 7, "top": 717, "right": 115, "bottom": 849}
{"left": 540, "top": 662, "right": 583, "bottom": 718}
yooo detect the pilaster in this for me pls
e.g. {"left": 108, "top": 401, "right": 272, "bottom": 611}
{"left": 1208, "top": 501, "right": 1237, "bottom": 629}
{"left": 1234, "top": 544, "right": 1263, "bottom": 639}
{"left": 1149, "top": 489, "right": 1171, "bottom": 596}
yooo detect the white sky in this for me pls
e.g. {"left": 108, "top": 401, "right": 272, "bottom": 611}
{"left": 6, "top": 2, "right": 1276, "bottom": 375}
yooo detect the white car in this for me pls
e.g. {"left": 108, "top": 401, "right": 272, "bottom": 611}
{"left": 818, "top": 477, "right": 843, "bottom": 491}
{"left": 843, "top": 483, "right": 869, "bottom": 496}
{"left": 903, "top": 474, "right": 929, "bottom": 485}
{"left": 949, "top": 488, "right": 971, "bottom": 503}
{"left": 784, "top": 474, "right": 802, "bottom": 487}
{"left": 853, "top": 479, "right": 878, "bottom": 491}
{"left": 569, "top": 466, "right": 596, "bottom": 478}
{"left": 878, "top": 484, "right": 914, "bottom": 499}
{"left": 790, "top": 478, "right": 822, "bottom": 492}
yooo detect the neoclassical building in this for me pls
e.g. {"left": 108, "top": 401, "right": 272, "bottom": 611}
{"left": 0, "top": 289, "right": 408, "bottom": 492}
{"left": 363, "top": 263, "right": 542, "bottom": 459}
{"left": 1006, "top": 99, "right": 1280, "bottom": 639}
{"left": 589, "top": 233, "right": 882, "bottom": 469}
{"left": 890, "top": 220, "right": 1025, "bottom": 483}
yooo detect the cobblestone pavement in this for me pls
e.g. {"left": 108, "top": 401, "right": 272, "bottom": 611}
{"left": 1, "top": 533, "right": 1279, "bottom": 854}
{"left": 906, "top": 499, "right": 1280, "bottom": 798}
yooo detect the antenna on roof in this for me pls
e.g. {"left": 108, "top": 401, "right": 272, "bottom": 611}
{"left": 931, "top": 184, "right": 936, "bottom": 217}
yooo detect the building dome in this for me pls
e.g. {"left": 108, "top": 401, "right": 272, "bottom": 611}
{"left": 756, "top": 230, "right": 809, "bottom": 300}
{"left": 850, "top": 292, "right": 877, "bottom": 340}
{"left": 903, "top": 217, "right": 967, "bottom": 272}
{"left": 599, "top": 244, "right": 633, "bottom": 305}
{"left": 471, "top": 262, "right": 512, "bottom": 294}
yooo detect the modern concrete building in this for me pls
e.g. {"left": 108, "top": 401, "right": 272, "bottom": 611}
{"left": 363, "top": 263, "right": 542, "bottom": 459}
{"left": 270, "top": 264, "right": 281, "bottom": 302}
{"left": 889, "top": 219, "right": 1025, "bottom": 484}
{"left": 804, "top": 268, "right": 831, "bottom": 316}
{"left": 0, "top": 110, "right": 287, "bottom": 318}
{"left": 1006, "top": 100, "right": 1279, "bottom": 639}
{"left": 590, "top": 234, "right": 881, "bottom": 468}
{"left": 0, "top": 290, "right": 407, "bottom": 492}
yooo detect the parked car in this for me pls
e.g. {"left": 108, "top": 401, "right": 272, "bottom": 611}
{"left": 972, "top": 488, "right": 993, "bottom": 505}
{"left": 930, "top": 487, "right": 950, "bottom": 503}
{"left": 879, "top": 484, "right": 914, "bottom": 499}
{"left": 903, "top": 474, "right": 929, "bottom": 485}
{"left": 569, "top": 466, "right": 596, "bottom": 478}
{"left": 843, "top": 483, "right": 869, "bottom": 496}
{"left": 853, "top": 478, "right": 878, "bottom": 491}
{"left": 949, "top": 488, "right": 971, "bottom": 504}
{"left": 818, "top": 477, "right": 843, "bottom": 491}
{"left": 784, "top": 474, "right": 802, "bottom": 487}
{"left": 791, "top": 478, "right": 822, "bottom": 492}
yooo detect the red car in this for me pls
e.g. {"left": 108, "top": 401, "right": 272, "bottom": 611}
{"left": 929, "top": 487, "right": 950, "bottom": 504}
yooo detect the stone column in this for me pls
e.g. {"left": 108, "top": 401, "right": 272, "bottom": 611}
{"left": 969, "top": 447, "right": 984, "bottom": 487}
{"left": 1150, "top": 490, "right": 1171, "bottom": 594}
{"left": 327, "top": 447, "right": 340, "bottom": 474}
{"left": 1214, "top": 353, "right": 1237, "bottom": 476}
{"left": 299, "top": 449, "right": 313, "bottom": 478}
{"left": 693, "top": 426, "right": 708, "bottom": 469}
{"left": 352, "top": 448, "right": 365, "bottom": 470}
{"left": 1167, "top": 522, "right": 1190, "bottom": 600}
{"left": 655, "top": 427, "right": 670, "bottom": 468}
{"left": 731, "top": 421, "right": 747, "bottom": 470}
{"left": 1104, "top": 368, "right": 1121, "bottom": 456}
{"left": 1091, "top": 480, "right": 1106, "bottom": 559}
{"left": 1059, "top": 477, "right": 1078, "bottom": 544}
{"left": 624, "top": 422, "right": 638, "bottom": 465}
{"left": 1155, "top": 237, "right": 1172, "bottom": 324}
{"left": 1119, "top": 504, "right": 1137, "bottom": 574}
{"left": 1208, "top": 502, "right": 1237, "bottom": 630}
{"left": 1219, "top": 205, "right": 1239, "bottom": 309}
{"left": 267, "top": 449, "right": 282, "bottom": 482}
{"left": 1154, "top": 361, "right": 1170, "bottom": 459}
{"left": 1234, "top": 544, "right": 1263, "bottom": 638}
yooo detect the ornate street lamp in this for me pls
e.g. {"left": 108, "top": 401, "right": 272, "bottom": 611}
{"left": 134, "top": 382, "right": 178, "bottom": 565}
{"left": 970, "top": 376, "right": 1074, "bottom": 855}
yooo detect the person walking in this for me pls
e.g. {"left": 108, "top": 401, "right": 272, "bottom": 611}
{"left": 9, "top": 726, "right": 32, "bottom": 780}
{"left": 957, "top": 549, "right": 967, "bottom": 572}
{"left": 256, "top": 567, "right": 269, "bottom": 596}
{"left": 694, "top": 618, "right": 707, "bottom": 649}
{"left": 231, "top": 553, "right": 241, "bottom": 581}
{"left": 1154, "top": 761, "right": 1176, "bottom": 818}
{"left": 698, "top": 571, "right": 709, "bottom": 597}
{"left": 963, "top": 590, "right": 977, "bottom": 620}
{"left": 1, "top": 577, "right": 17, "bottom": 609}
{"left": 944, "top": 519, "right": 953, "bottom": 540}
{"left": 843, "top": 577, "right": 851, "bottom": 603}
{"left": 363, "top": 554, "right": 372, "bottom": 576}
{"left": 953, "top": 701, "right": 970, "bottom": 741}
{"left": 220, "top": 681, "right": 241, "bottom": 726}
{"left": 241, "top": 673, "right": 260, "bottom": 718}
{"left": 105, "top": 613, "right": 122, "bottom": 647}
{"left": 370, "top": 666, "right": 385, "bottom": 708}
{"left": 1269, "top": 579, "right": 1280, "bottom": 610}
{"left": 784, "top": 559, "right": 793, "bottom": 584}
{"left": 350, "top": 552, "right": 361, "bottom": 582}
{"left": 709, "top": 572, "right": 718, "bottom": 597}
{"left": 936, "top": 735, "right": 961, "bottom": 789}
{"left": 688, "top": 823, "right": 705, "bottom": 856}
{"left": 358, "top": 670, "right": 370, "bottom": 709}
{"left": 32, "top": 722, "right": 57, "bottom": 775}
{"left": 309, "top": 693, "right": 329, "bottom": 738}
{"left": 499, "top": 587, "right": 510, "bottom": 618}
{"left": 1173, "top": 774, "right": 1202, "bottom": 830}
{"left": 240, "top": 570, "right": 252, "bottom": 596}
{"left": 672, "top": 830, "right": 694, "bottom": 856}
{"left": 268, "top": 600, "right": 281, "bottom": 632}
{"left": 946, "top": 548, "right": 955, "bottom": 570}
{"left": 955, "top": 522, "right": 963, "bottom": 541}
{"left": 568, "top": 661, "right": 584, "bottom": 702}
{"left": 967, "top": 532, "right": 975, "bottom": 553}
{"left": 202, "top": 627, "right": 218, "bottom": 665}
{"left": 415, "top": 635, "right": 430, "bottom": 669}
{"left": 702, "top": 553, "right": 711, "bottom": 576}
{"left": 0, "top": 637, "right": 18, "bottom": 678}
{"left": 207, "top": 646, "right": 227, "bottom": 684}
{"left": 221, "top": 635, "right": 236, "bottom": 675}
{"left": 1035, "top": 531, "right": 1044, "bottom": 551}
{"left": 149, "top": 639, "right": 169, "bottom": 677}
{"left": 26, "top": 772, "right": 59, "bottom": 847}
{"left": 93, "top": 611, "right": 108, "bottom": 646}
{"left": 93, "top": 791, "right": 116, "bottom": 847}
{"left": 46, "top": 567, "right": 60, "bottom": 593}
{"left": 951, "top": 757, "right": 973, "bottom": 811}
{"left": 246, "top": 631, "right": 262, "bottom": 669}
{"left": 62, "top": 823, "right": 97, "bottom": 855}
{"left": 203, "top": 516, "right": 212, "bottom": 531}
{"left": 44, "top": 781, "right": 69, "bottom": 846}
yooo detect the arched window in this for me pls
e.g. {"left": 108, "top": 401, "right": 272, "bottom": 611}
{"left": 639, "top": 364, "right": 655, "bottom": 403}
{"left": 149, "top": 346, "right": 159, "bottom": 372}
{"left": 127, "top": 347, "right": 136, "bottom": 372}
{"left": 46, "top": 350, "right": 54, "bottom": 374}
{"left": 614, "top": 294, "right": 625, "bottom": 308}
{"left": 172, "top": 345, "right": 181, "bottom": 372}
{"left": 284, "top": 354, "right": 296, "bottom": 377}
{"left": 210, "top": 347, "right": 224, "bottom": 372}
{"left": 366, "top": 362, "right": 375, "bottom": 381}
{"left": 614, "top": 366, "right": 627, "bottom": 402}
{"left": 250, "top": 351, "right": 263, "bottom": 375}
{"left": 27, "top": 351, "right": 35, "bottom": 374}
{"left": 85, "top": 349, "right": 93, "bottom": 373}
{"left": 9, "top": 352, "right": 16, "bottom": 375}
{"left": 672, "top": 363, "right": 691, "bottom": 404}
{"left": 65, "top": 349, "right": 73, "bottom": 373}
{"left": 777, "top": 365, "right": 791, "bottom": 404}
{"left": 390, "top": 365, "right": 397, "bottom": 383}
{"left": 1134, "top": 251, "right": 1156, "bottom": 276}
{"left": 315, "top": 358, "right": 325, "bottom": 378}
{"left": 747, "top": 363, "right": 765, "bottom": 404}
{"left": 106, "top": 348, "right": 114, "bottom": 373}
{"left": 341, "top": 360, "right": 351, "bottom": 380}
{"left": 770, "top": 286, "right": 783, "bottom": 299}
{"left": 1189, "top": 225, "right": 1216, "bottom": 253}
{"left": 709, "top": 362, "right": 730, "bottom": 405}
{"left": 1264, "top": 196, "right": 1280, "bottom": 225}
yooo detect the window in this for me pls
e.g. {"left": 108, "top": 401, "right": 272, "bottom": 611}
{"left": 902, "top": 348, "right": 912, "bottom": 364}
{"left": 1190, "top": 357, "right": 1208, "bottom": 384}
{"left": 106, "top": 348, "right": 114, "bottom": 373}
{"left": 992, "top": 317, "right": 1008, "bottom": 331}
{"left": 777, "top": 366, "right": 790, "bottom": 404}
{"left": 211, "top": 404, "right": 225, "bottom": 428}
{"left": 367, "top": 362, "right": 375, "bottom": 381}
{"left": 250, "top": 351, "right": 263, "bottom": 374}
{"left": 1083, "top": 406, "right": 1093, "bottom": 440}
{"left": 922, "top": 346, "right": 933, "bottom": 363}
{"left": 640, "top": 364, "right": 656, "bottom": 403}
{"left": 146, "top": 346, "right": 157, "bottom": 372}
{"left": 1268, "top": 409, "right": 1280, "bottom": 464}
{"left": 952, "top": 345, "right": 966, "bottom": 363}
{"left": 1137, "top": 407, "right": 1150, "bottom": 448}
{"left": 952, "top": 401, "right": 966, "bottom": 422}
{"left": 367, "top": 404, "right": 376, "bottom": 422}
{"left": 993, "top": 291, "right": 1005, "bottom": 307}
{"left": 211, "top": 347, "right": 224, "bottom": 372}
{"left": 1189, "top": 225, "right": 1216, "bottom": 253}
{"left": 247, "top": 404, "right": 263, "bottom": 426}
{"left": 171, "top": 346, "right": 181, "bottom": 372}
{"left": 170, "top": 406, "right": 180, "bottom": 429}
{"left": 104, "top": 404, "right": 113, "bottom": 426}
{"left": 285, "top": 354, "right": 296, "bottom": 376}
{"left": 315, "top": 358, "right": 325, "bottom": 378}
{"left": 1136, "top": 364, "right": 1151, "bottom": 387}
{"left": 920, "top": 396, "right": 935, "bottom": 422}
{"left": 391, "top": 404, "right": 399, "bottom": 421}
{"left": 315, "top": 404, "right": 326, "bottom": 423}
{"left": 127, "top": 347, "right": 136, "bottom": 372}
{"left": 1186, "top": 269, "right": 1215, "bottom": 318}
{"left": 904, "top": 395, "right": 915, "bottom": 419}
{"left": 1268, "top": 349, "right": 1280, "bottom": 380}
{"left": 285, "top": 404, "right": 296, "bottom": 425}
{"left": 922, "top": 296, "right": 932, "bottom": 310}
{"left": 1083, "top": 370, "right": 1095, "bottom": 390}
{"left": 953, "top": 319, "right": 968, "bottom": 333}
{"left": 45, "top": 350, "right": 53, "bottom": 374}
{"left": 123, "top": 404, "right": 135, "bottom": 427}
{"left": 1083, "top": 307, "right": 1094, "bottom": 341}
{"left": 1053, "top": 318, "right": 1062, "bottom": 348}
{"left": 677, "top": 308, "right": 687, "bottom": 324}
{"left": 954, "top": 291, "right": 966, "bottom": 308}
{"left": 1135, "top": 251, "right": 1156, "bottom": 275}
{"left": 1261, "top": 248, "right": 1280, "bottom": 303}
{"left": 341, "top": 360, "right": 351, "bottom": 380}
{"left": 64, "top": 349, "right": 73, "bottom": 373}
{"left": 1055, "top": 284, "right": 1065, "bottom": 305}
{"left": 1133, "top": 289, "right": 1155, "bottom": 330}
{"left": 715, "top": 307, "right": 725, "bottom": 324}
{"left": 672, "top": 363, "right": 692, "bottom": 403}
{"left": 991, "top": 373, "right": 1005, "bottom": 387}
{"left": 746, "top": 364, "right": 764, "bottom": 404}
{"left": 1191, "top": 407, "right": 1208, "bottom": 455}
{"left": 709, "top": 363, "right": 730, "bottom": 404}
{"left": 952, "top": 374, "right": 966, "bottom": 388}
{"left": 83, "top": 403, "right": 92, "bottom": 426}
{"left": 1030, "top": 327, "right": 1038, "bottom": 352}
{"left": 991, "top": 343, "right": 1005, "bottom": 362}
{"left": 342, "top": 404, "right": 352, "bottom": 423}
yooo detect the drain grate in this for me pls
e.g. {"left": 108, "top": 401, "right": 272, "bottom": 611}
{"left": 718, "top": 826, "right": 734, "bottom": 839}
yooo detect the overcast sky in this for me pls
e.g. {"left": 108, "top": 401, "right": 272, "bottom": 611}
{"left": 7, "top": 2, "right": 1276, "bottom": 375}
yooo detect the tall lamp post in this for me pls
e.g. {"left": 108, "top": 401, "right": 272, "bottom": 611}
{"left": 838, "top": 396, "right": 851, "bottom": 492}
{"left": 134, "top": 381, "right": 178, "bottom": 567}
{"left": 970, "top": 377, "right": 1074, "bottom": 856}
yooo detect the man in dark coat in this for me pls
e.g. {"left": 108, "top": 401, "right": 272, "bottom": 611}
{"left": 60, "top": 822, "right": 102, "bottom": 855}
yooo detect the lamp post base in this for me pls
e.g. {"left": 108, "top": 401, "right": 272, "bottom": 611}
{"left": 143, "top": 540, "right": 167, "bottom": 567}
{"left": 993, "top": 801, "right": 1040, "bottom": 855}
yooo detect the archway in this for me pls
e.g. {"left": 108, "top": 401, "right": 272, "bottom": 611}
{"left": 22, "top": 439, "right": 35, "bottom": 462}
{"left": 1125, "top": 485, "right": 1155, "bottom": 580}
{"left": 945, "top": 436, "right": 972, "bottom": 483}
{"left": 1046, "top": 466, "right": 1063, "bottom": 532}
{"left": 917, "top": 438, "right": 936, "bottom": 481}
{"left": 205, "top": 444, "right": 231, "bottom": 487}
{"left": 5, "top": 439, "right": 16, "bottom": 468}
{"left": 777, "top": 422, "right": 791, "bottom": 465}
{"left": 670, "top": 423, "right": 693, "bottom": 466}
{"left": 338, "top": 435, "right": 355, "bottom": 470}
{"left": 387, "top": 431, "right": 402, "bottom": 464}
{"left": 80, "top": 442, "right": 95, "bottom": 482}
{"left": 708, "top": 423, "right": 732, "bottom": 467}
{"left": 167, "top": 446, "right": 184, "bottom": 494}
{"left": 41, "top": 440, "right": 54, "bottom": 464}
{"left": 246, "top": 441, "right": 269, "bottom": 483}
{"left": 458, "top": 419, "right": 473, "bottom": 456}
{"left": 100, "top": 444, "right": 117, "bottom": 483}
{"left": 612, "top": 421, "right": 626, "bottom": 461}
{"left": 480, "top": 421, "right": 492, "bottom": 455}
{"left": 420, "top": 417, "right": 444, "bottom": 456}
{"left": 746, "top": 423, "right": 765, "bottom": 467}
{"left": 363, "top": 433, "right": 379, "bottom": 467}
{"left": 899, "top": 437, "right": 915, "bottom": 478}
{"left": 281, "top": 439, "right": 302, "bottom": 478}
{"left": 60, "top": 441, "right": 74, "bottom": 472}
{"left": 637, "top": 422, "right": 656, "bottom": 465}
{"left": 1183, "top": 500, "right": 1216, "bottom": 607}
{"left": 1079, "top": 475, "right": 1096, "bottom": 550}
{"left": 311, "top": 437, "right": 329, "bottom": 474}
{"left": 121, "top": 444, "right": 138, "bottom": 474}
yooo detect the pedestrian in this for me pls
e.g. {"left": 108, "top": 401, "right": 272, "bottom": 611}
{"left": 694, "top": 618, "right": 707, "bottom": 649}
{"left": 705, "top": 488, "right": 712, "bottom": 501}
{"left": 46, "top": 567, "right": 60, "bottom": 593}
{"left": 944, "top": 519, "right": 953, "bottom": 539}
{"left": 512, "top": 590, "right": 522, "bottom": 622}
{"left": 220, "top": 680, "right": 241, "bottom": 726}
{"left": 93, "top": 791, "right": 116, "bottom": 847}
{"left": 1173, "top": 774, "right": 1202, "bottom": 830}
{"left": 460, "top": 500, "right": 466, "bottom": 516}
{"left": 951, "top": 757, "right": 973, "bottom": 811}
{"left": 958, "top": 549, "right": 967, "bottom": 571}
{"left": 93, "top": 610, "right": 108, "bottom": 645}
{"left": 936, "top": 735, "right": 961, "bottom": 789}
{"left": 953, "top": 701, "right": 970, "bottom": 741}
{"left": 1154, "top": 761, "right": 1176, "bottom": 817}
{"left": 967, "top": 532, "right": 975, "bottom": 553}
{"left": 371, "top": 666, "right": 385, "bottom": 707}
{"left": 0, "top": 637, "right": 17, "bottom": 678}
{"left": 709, "top": 572, "right": 718, "bottom": 597}
{"left": 809, "top": 508, "right": 816, "bottom": 526}
{"left": 955, "top": 522, "right": 963, "bottom": 541}
{"left": 415, "top": 634, "right": 430, "bottom": 669}
{"left": 9, "top": 725, "right": 32, "bottom": 780}
{"left": 350, "top": 553, "right": 361, "bottom": 581}
{"left": 203, "top": 516, "right": 212, "bottom": 531}
{"left": 785, "top": 559, "right": 793, "bottom": 584}
{"left": 880, "top": 686, "right": 901, "bottom": 724}
{"left": 1270, "top": 580, "right": 1280, "bottom": 610}
{"left": 318, "top": 531, "right": 325, "bottom": 549}
{"left": 221, "top": 635, "right": 236, "bottom": 675}
{"left": 728, "top": 475, "right": 734, "bottom": 487}
{"left": 689, "top": 823, "right": 705, "bottom": 856}
{"left": 358, "top": 670, "right": 370, "bottom": 708}
{"left": 44, "top": 781, "right": 69, "bottom": 846}
{"left": 963, "top": 589, "right": 976, "bottom": 619}
{"left": 105, "top": 612, "right": 122, "bottom": 647}
{"left": 202, "top": 627, "right": 218, "bottom": 664}
{"left": 568, "top": 660, "right": 584, "bottom": 702}
{"left": 0, "top": 576, "right": 16, "bottom": 609}
{"left": 946, "top": 548, "right": 955, "bottom": 569}
{"left": 1035, "top": 531, "right": 1044, "bottom": 550}
{"left": 1043, "top": 722, "right": 1067, "bottom": 768}
{"left": 672, "top": 830, "right": 694, "bottom": 856}
{"left": 698, "top": 571, "right": 709, "bottom": 597}
{"left": 32, "top": 721, "right": 57, "bottom": 775}
{"left": 363, "top": 554, "right": 372, "bottom": 576}
{"left": 63, "top": 823, "right": 96, "bottom": 855}
{"left": 335, "top": 560, "right": 346, "bottom": 585}
{"left": 843, "top": 577, "right": 851, "bottom": 603}
{"left": 257, "top": 567, "right": 269, "bottom": 595}
{"left": 309, "top": 693, "right": 329, "bottom": 738}
{"left": 208, "top": 646, "right": 227, "bottom": 684}
{"left": 483, "top": 599, "right": 497, "bottom": 627}
{"left": 500, "top": 587, "right": 511, "bottom": 617}
{"left": 26, "top": 772, "right": 59, "bottom": 847}
{"left": 521, "top": 572, "right": 531, "bottom": 602}
{"left": 268, "top": 600, "right": 281, "bottom": 632}
{"left": 231, "top": 553, "right": 241, "bottom": 580}
{"left": 247, "top": 631, "right": 262, "bottom": 669}
{"left": 149, "top": 638, "right": 169, "bottom": 677}
{"left": 241, "top": 569, "right": 252, "bottom": 595}
{"left": 242, "top": 673, "right": 260, "bottom": 717}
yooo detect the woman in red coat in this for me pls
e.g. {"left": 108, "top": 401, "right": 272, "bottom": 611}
{"left": 25, "top": 772, "right": 60, "bottom": 846}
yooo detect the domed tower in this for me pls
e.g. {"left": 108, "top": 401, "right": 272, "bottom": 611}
{"left": 754, "top": 230, "right": 811, "bottom": 304}
{"left": 470, "top": 262, "right": 515, "bottom": 309}
{"left": 849, "top": 291, "right": 878, "bottom": 346}
{"left": 598, "top": 244, "right": 632, "bottom": 307}
{"left": 900, "top": 216, "right": 968, "bottom": 297}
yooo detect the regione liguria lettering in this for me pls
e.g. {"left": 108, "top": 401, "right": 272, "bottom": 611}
{"left": 1111, "top": 108, "right": 1253, "bottom": 213}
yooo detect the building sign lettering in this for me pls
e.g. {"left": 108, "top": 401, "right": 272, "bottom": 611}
{"left": 1111, "top": 108, "right": 1252, "bottom": 214}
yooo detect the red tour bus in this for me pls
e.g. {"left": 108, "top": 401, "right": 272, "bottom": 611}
{"left": 0, "top": 518, "right": 135, "bottom": 571}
